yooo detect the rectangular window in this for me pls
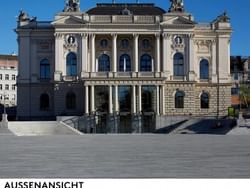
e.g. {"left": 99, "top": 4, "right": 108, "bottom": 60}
{"left": 0, "top": 74, "right": 2, "bottom": 80}
{"left": 12, "top": 75, "right": 16, "bottom": 80}
{"left": 231, "top": 88, "right": 239, "bottom": 95}
{"left": 12, "top": 94, "right": 15, "bottom": 101}
{"left": 12, "top": 85, "right": 15, "bottom": 91}
{"left": 0, "top": 84, "right": 2, "bottom": 90}
{"left": 5, "top": 84, "right": 9, "bottom": 90}
{"left": 234, "top": 73, "right": 238, "bottom": 80}
{"left": 5, "top": 94, "right": 9, "bottom": 100}
{"left": 5, "top": 74, "right": 9, "bottom": 80}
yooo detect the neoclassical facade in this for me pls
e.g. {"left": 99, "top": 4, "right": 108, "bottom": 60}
{"left": 16, "top": 0, "right": 232, "bottom": 126}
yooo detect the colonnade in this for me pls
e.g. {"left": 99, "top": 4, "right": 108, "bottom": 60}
{"left": 84, "top": 85, "right": 165, "bottom": 116}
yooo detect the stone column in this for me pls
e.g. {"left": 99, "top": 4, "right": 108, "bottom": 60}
{"left": 132, "top": 85, "right": 136, "bottom": 114}
{"left": 114, "top": 85, "right": 119, "bottom": 113}
{"left": 91, "top": 34, "right": 96, "bottom": 73}
{"left": 138, "top": 85, "right": 142, "bottom": 113}
{"left": 85, "top": 85, "right": 89, "bottom": 114}
{"left": 112, "top": 34, "right": 117, "bottom": 73}
{"left": 156, "top": 86, "right": 160, "bottom": 115}
{"left": 188, "top": 34, "right": 195, "bottom": 81}
{"left": 161, "top": 85, "right": 165, "bottom": 115}
{"left": 155, "top": 34, "right": 161, "bottom": 73}
{"left": 133, "top": 34, "right": 139, "bottom": 73}
{"left": 91, "top": 85, "right": 95, "bottom": 113}
{"left": 212, "top": 39, "right": 217, "bottom": 83}
{"left": 109, "top": 86, "right": 113, "bottom": 114}
{"left": 81, "top": 33, "right": 88, "bottom": 76}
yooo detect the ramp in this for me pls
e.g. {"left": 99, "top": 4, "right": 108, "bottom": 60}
{"left": 8, "top": 121, "right": 83, "bottom": 136}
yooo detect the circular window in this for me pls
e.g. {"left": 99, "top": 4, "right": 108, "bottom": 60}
{"left": 100, "top": 39, "right": 108, "bottom": 48}
{"left": 67, "top": 36, "right": 75, "bottom": 44}
{"left": 174, "top": 36, "right": 183, "bottom": 45}
{"left": 121, "top": 39, "right": 129, "bottom": 48}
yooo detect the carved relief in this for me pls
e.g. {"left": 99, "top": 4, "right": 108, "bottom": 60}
{"left": 63, "top": 34, "right": 78, "bottom": 52}
{"left": 171, "top": 35, "right": 185, "bottom": 51}
{"left": 195, "top": 40, "right": 212, "bottom": 53}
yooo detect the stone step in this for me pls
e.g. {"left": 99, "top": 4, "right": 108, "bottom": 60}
{"left": 8, "top": 121, "right": 83, "bottom": 136}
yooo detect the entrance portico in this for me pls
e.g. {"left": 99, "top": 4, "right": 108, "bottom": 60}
{"left": 84, "top": 80, "right": 165, "bottom": 133}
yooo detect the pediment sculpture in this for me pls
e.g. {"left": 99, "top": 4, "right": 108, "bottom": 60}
{"left": 169, "top": 0, "right": 185, "bottom": 12}
{"left": 64, "top": 0, "right": 80, "bottom": 12}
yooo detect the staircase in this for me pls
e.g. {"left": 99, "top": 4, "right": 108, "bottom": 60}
{"left": 8, "top": 121, "right": 83, "bottom": 136}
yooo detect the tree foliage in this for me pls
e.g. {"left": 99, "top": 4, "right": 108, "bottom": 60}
{"left": 239, "top": 84, "right": 250, "bottom": 107}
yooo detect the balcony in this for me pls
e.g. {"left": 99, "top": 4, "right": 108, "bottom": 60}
{"left": 82, "top": 72, "right": 165, "bottom": 79}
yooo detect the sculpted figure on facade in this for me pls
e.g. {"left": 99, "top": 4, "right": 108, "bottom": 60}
{"left": 64, "top": 0, "right": 80, "bottom": 12}
{"left": 18, "top": 10, "right": 30, "bottom": 22}
{"left": 169, "top": 0, "right": 184, "bottom": 12}
{"left": 216, "top": 11, "right": 230, "bottom": 23}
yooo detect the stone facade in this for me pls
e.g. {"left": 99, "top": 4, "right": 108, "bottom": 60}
{"left": 16, "top": 1, "right": 232, "bottom": 120}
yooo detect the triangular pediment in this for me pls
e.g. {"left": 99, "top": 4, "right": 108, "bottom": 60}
{"left": 161, "top": 16, "right": 196, "bottom": 26}
{"left": 52, "top": 15, "right": 87, "bottom": 25}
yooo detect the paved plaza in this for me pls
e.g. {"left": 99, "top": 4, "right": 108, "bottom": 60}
{"left": 0, "top": 134, "right": 250, "bottom": 178}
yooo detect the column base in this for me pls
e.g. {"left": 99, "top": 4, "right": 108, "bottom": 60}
{"left": 54, "top": 71, "right": 62, "bottom": 81}
{"left": 188, "top": 71, "right": 196, "bottom": 81}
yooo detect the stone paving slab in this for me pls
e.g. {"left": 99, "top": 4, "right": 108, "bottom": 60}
{"left": 0, "top": 135, "right": 250, "bottom": 178}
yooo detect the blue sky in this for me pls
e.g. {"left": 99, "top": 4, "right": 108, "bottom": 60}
{"left": 0, "top": 0, "right": 248, "bottom": 56}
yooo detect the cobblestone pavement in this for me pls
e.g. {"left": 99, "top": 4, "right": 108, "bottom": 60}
{"left": 0, "top": 135, "right": 250, "bottom": 178}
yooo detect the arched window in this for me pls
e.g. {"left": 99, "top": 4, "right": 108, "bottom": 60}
{"left": 201, "top": 92, "right": 209, "bottom": 109}
{"left": 140, "top": 54, "right": 152, "bottom": 72}
{"left": 40, "top": 59, "right": 50, "bottom": 79}
{"left": 66, "top": 52, "right": 77, "bottom": 76}
{"left": 200, "top": 59, "right": 209, "bottom": 79}
{"left": 119, "top": 54, "right": 131, "bottom": 72}
{"left": 66, "top": 92, "right": 76, "bottom": 110}
{"left": 175, "top": 91, "right": 185, "bottom": 109}
{"left": 98, "top": 54, "right": 110, "bottom": 72}
{"left": 40, "top": 93, "right": 49, "bottom": 111}
{"left": 174, "top": 53, "right": 184, "bottom": 76}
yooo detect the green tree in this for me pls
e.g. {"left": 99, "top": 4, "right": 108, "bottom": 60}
{"left": 239, "top": 84, "right": 250, "bottom": 108}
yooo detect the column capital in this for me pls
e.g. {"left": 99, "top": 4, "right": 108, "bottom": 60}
{"left": 133, "top": 33, "right": 139, "bottom": 39}
{"left": 111, "top": 33, "right": 118, "bottom": 38}
{"left": 188, "top": 33, "right": 195, "bottom": 39}
{"left": 162, "top": 33, "right": 171, "bottom": 39}
{"left": 155, "top": 33, "right": 161, "bottom": 38}
{"left": 90, "top": 33, "right": 96, "bottom": 39}
{"left": 81, "top": 33, "right": 88, "bottom": 38}
{"left": 54, "top": 33, "right": 63, "bottom": 39}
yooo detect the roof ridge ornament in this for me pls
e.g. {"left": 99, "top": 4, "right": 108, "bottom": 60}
{"left": 168, "top": 0, "right": 185, "bottom": 13}
{"left": 64, "top": 0, "right": 80, "bottom": 12}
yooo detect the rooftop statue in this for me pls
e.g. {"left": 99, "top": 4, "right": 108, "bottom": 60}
{"left": 216, "top": 11, "right": 230, "bottom": 23}
{"left": 169, "top": 0, "right": 185, "bottom": 12}
{"left": 18, "top": 10, "right": 30, "bottom": 22}
{"left": 64, "top": 0, "right": 80, "bottom": 12}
